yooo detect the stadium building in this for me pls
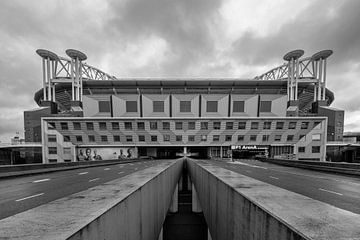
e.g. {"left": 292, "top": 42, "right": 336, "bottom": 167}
{"left": 23, "top": 49, "right": 345, "bottom": 163}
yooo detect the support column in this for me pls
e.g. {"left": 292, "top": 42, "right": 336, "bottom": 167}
{"left": 169, "top": 184, "right": 178, "bottom": 213}
{"left": 158, "top": 227, "right": 163, "bottom": 240}
{"left": 208, "top": 229, "right": 213, "bottom": 240}
{"left": 192, "top": 183, "right": 202, "bottom": 213}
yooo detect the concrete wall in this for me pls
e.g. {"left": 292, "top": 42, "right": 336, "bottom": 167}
{"left": 83, "top": 95, "right": 111, "bottom": 117}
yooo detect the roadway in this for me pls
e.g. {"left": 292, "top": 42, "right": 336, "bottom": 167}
{"left": 0, "top": 160, "right": 169, "bottom": 220}
{"left": 204, "top": 159, "right": 360, "bottom": 214}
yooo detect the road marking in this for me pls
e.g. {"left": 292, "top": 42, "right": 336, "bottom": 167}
{"left": 33, "top": 179, "right": 50, "bottom": 183}
{"left": 78, "top": 172, "right": 88, "bottom": 175}
{"left": 89, "top": 178, "right": 100, "bottom": 182}
{"left": 118, "top": 172, "right": 124, "bottom": 174}
{"left": 16, "top": 193, "right": 44, "bottom": 202}
{"left": 119, "top": 165, "right": 124, "bottom": 168}
{"left": 104, "top": 168, "right": 111, "bottom": 171}
{"left": 232, "top": 162, "right": 268, "bottom": 169}
{"left": 318, "top": 188, "right": 343, "bottom": 196}
{"left": 269, "top": 176, "right": 279, "bottom": 180}
{"left": 245, "top": 170, "right": 252, "bottom": 173}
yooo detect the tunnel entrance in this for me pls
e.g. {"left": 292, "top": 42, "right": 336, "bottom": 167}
{"left": 187, "top": 147, "right": 208, "bottom": 159}
{"left": 138, "top": 147, "right": 183, "bottom": 159}
{"left": 231, "top": 145, "right": 269, "bottom": 159}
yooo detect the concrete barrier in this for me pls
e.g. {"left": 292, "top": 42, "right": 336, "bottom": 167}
{"left": 258, "top": 158, "right": 360, "bottom": 176}
{"left": 0, "top": 159, "right": 184, "bottom": 240}
{"left": 187, "top": 159, "right": 360, "bottom": 240}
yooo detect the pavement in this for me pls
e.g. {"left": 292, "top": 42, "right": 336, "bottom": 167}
{"left": 207, "top": 159, "right": 360, "bottom": 214}
{"left": 0, "top": 159, "right": 167, "bottom": 220}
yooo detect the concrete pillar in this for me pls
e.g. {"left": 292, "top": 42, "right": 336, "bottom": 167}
{"left": 208, "top": 229, "right": 213, "bottom": 240}
{"left": 220, "top": 146, "right": 223, "bottom": 159}
{"left": 192, "top": 183, "right": 202, "bottom": 213}
{"left": 158, "top": 227, "right": 163, "bottom": 240}
{"left": 187, "top": 175, "right": 192, "bottom": 191}
{"left": 169, "top": 184, "right": 178, "bottom": 213}
{"left": 183, "top": 146, "right": 187, "bottom": 155}
{"left": 178, "top": 175, "right": 183, "bottom": 191}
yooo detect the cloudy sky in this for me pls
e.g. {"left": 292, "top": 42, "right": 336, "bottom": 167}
{"left": 0, "top": 0, "right": 359, "bottom": 142}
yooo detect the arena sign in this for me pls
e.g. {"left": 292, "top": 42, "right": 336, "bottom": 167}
{"left": 231, "top": 145, "right": 269, "bottom": 150}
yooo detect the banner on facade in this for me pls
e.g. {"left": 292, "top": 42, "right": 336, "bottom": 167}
{"left": 76, "top": 147, "right": 137, "bottom": 161}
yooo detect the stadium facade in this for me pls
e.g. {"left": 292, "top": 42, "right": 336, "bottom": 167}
{"left": 24, "top": 49, "right": 345, "bottom": 163}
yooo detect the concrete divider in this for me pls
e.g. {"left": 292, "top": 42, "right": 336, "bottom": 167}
{"left": 187, "top": 159, "right": 360, "bottom": 240}
{"left": 0, "top": 159, "right": 184, "bottom": 240}
{"left": 258, "top": 158, "right": 360, "bottom": 176}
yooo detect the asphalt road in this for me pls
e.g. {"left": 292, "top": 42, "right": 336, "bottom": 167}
{"left": 205, "top": 159, "right": 360, "bottom": 214}
{"left": 0, "top": 160, "right": 169, "bottom": 220}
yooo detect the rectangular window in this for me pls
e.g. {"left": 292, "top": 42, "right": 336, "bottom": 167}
{"left": 201, "top": 122, "right": 208, "bottom": 130}
{"left": 175, "top": 122, "right": 183, "bottom": 130}
{"left": 298, "top": 147, "right": 305, "bottom": 153}
{"left": 48, "top": 134, "right": 57, "bottom": 142}
{"left": 113, "top": 135, "right": 120, "bottom": 142}
{"left": 201, "top": 135, "right": 207, "bottom": 141}
{"left": 251, "top": 122, "right": 259, "bottom": 129}
{"left": 98, "top": 101, "right": 111, "bottom": 112}
{"left": 288, "top": 122, "right": 297, "bottom": 129}
{"left": 48, "top": 147, "right": 57, "bottom": 155}
{"left": 237, "top": 135, "right": 244, "bottom": 141}
{"left": 312, "top": 146, "right": 320, "bottom": 153}
{"left": 213, "top": 122, "right": 221, "bottom": 130}
{"left": 86, "top": 122, "right": 94, "bottom": 130}
{"left": 111, "top": 122, "right": 119, "bottom": 130}
{"left": 64, "top": 159, "right": 71, "bottom": 163}
{"left": 73, "top": 122, "right": 81, "bottom": 130}
{"left": 163, "top": 122, "right": 170, "bottom": 130}
{"left": 176, "top": 135, "right": 182, "bottom": 142}
{"left": 301, "top": 122, "right": 309, "bottom": 129}
{"left": 138, "top": 135, "right": 145, "bottom": 142}
{"left": 88, "top": 135, "right": 95, "bottom": 142}
{"left": 233, "top": 101, "right": 245, "bottom": 112}
{"left": 225, "top": 135, "right": 232, "bottom": 141}
{"left": 180, "top": 101, "right": 191, "bottom": 112}
{"left": 312, "top": 134, "right": 321, "bottom": 141}
{"left": 126, "top": 135, "right": 133, "bottom": 142}
{"left": 151, "top": 135, "right": 158, "bottom": 142}
{"left": 124, "top": 122, "right": 132, "bottom": 130}
{"left": 250, "top": 135, "right": 257, "bottom": 141}
{"left": 63, "top": 135, "right": 70, "bottom": 142}
{"left": 213, "top": 135, "right": 220, "bottom": 142}
{"left": 188, "top": 135, "right": 195, "bottom": 142}
{"left": 150, "top": 122, "right": 158, "bottom": 130}
{"left": 263, "top": 121, "right": 271, "bottom": 130}
{"left": 47, "top": 122, "right": 56, "bottom": 130}
{"left": 188, "top": 122, "right": 195, "bottom": 130}
{"left": 274, "top": 135, "right": 282, "bottom": 141}
{"left": 226, "top": 122, "right": 233, "bottom": 130}
{"left": 48, "top": 159, "right": 57, "bottom": 163}
{"left": 238, "top": 121, "right": 246, "bottom": 129}
{"left": 314, "top": 121, "right": 322, "bottom": 129}
{"left": 206, "top": 101, "right": 218, "bottom": 112}
{"left": 101, "top": 135, "right": 108, "bottom": 142}
{"left": 164, "top": 135, "right": 170, "bottom": 142}
{"left": 276, "top": 122, "right": 284, "bottom": 129}
{"left": 76, "top": 135, "right": 83, "bottom": 142}
{"left": 126, "top": 101, "right": 137, "bottom": 112}
{"left": 63, "top": 147, "right": 71, "bottom": 155}
{"left": 287, "top": 135, "right": 294, "bottom": 141}
{"left": 99, "top": 122, "right": 107, "bottom": 130}
{"left": 262, "top": 135, "right": 269, "bottom": 142}
{"left": 153, "top": 101, "right": 164, "bottom": 112}
{"left": 299, "top": 135, "right": 306, "bottom": 141}
{"left": 60, "top": 122, "right": 68, "bottom": 130}
{"left": 260, "top": 101, "right": 272, "bottom": 112}
{"left": 137, "top": 122, "right": 145, "bottom": 130}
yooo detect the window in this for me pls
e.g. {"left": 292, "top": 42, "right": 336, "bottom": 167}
{"left": 274, "top": 135, "right": 282, "bottom": 141}
{"left": 251, "top": 122, "right": 259, "bottom": 129}
{"left": 164, "top": 135, "right": 170, "bottom": 142}
{"left": 238, "top": 121, "right": 246, "bottom": 129}
{"left": 237, "top": 135, "right": 244, "bottom": 141}
{"left": 137, "top": 122, "right": 145, "bottom": 130}
{"left": 226, "top": 122, "right": 233, "bottom": 130}
{"left": 180, "top": 101, "right": 191, "bottom": 112}
{"left": 312, "top": 146, "right": 320, "bottom": 153}
{"left": 111, "top": 122, "right": 119, "bottom": 130}
{"left": 153, "top": 101, "right": 164, "bottom": 112}
{"left": 150, "top": 122, "right": 158, "bottom": 130}
{"left": 312, "top": 134, "right": 321, "bottom": 141}
{"left": 138, "top": 135, "right": 145, "bottom": 142}
{"left": 49, "top": 159, "right": 57, "bottom": 163}
{"left": 163, "top": 122, "right": 170, "bottom": 130}
{"left": 151, "top": 135, "right": 158, "bottom": 142}
{"left": 262, "top": 135, "right": 269, "bottom": 142}
{"left": 201, "top": 135, "right": 207, "bottom": 141}
{"left": 63, "top": 135, "right": 70, "bottom": 142}
{"left": 260, "top": 101, "right": 272, "bottom": 112}
{"left": 301, "top": 122, "right": 309, "bottom": 129}
{"left": 298, "top": 147, "right": 305, "bottom": 153}
{"left": 99, "top": 122, "right": 107, "bottom": 130}
{"left": 64, "top": 159, "right": 71, "bottom": 162}
{"left": 63, "top": 147, "right": 71, "bottom": 155}
{"left": 188, "top": 122, "right": 195, "bottom": 130}
{"left": 299, "top": 135, "right": 306, "bottom": 141}
{"left": 314, "top": 121, "right": 321, "bottom": 129}
{"left": 48, "top": 122, "right": 56, "bottom": 130}
{"left": 113, "top": 135, "right": 120, "bottom": 142}
{"left": 250, "top": 135, "right": 257, "bottom": 141}
{"left": 124, "top": 122, "right": 132, "bottom": 130}
{"left": 48, "top": 147, "right": 57, "bottom": 155}
{"left": 126, "top": 135, "right": 133, "bottom": 142}
{"left": 98, "top": 101, "right": 111, "bottom": 112}
{"left": 213, "top": 122, "right": 221, "bottom": 130}
{"left": 288, "top": 122, "right": 297, "bottom": 129}
{"left": 213, "top": 135, "right": 220, "bottom": 142}
{"left": 86, "top": 122, "right": 94, "bottom": 130}
{"left": 76, "top": 135, "right": 83, "bottom": 142}
{"left": 225, "top": 135, "right": 232, "bottom": 141}
{"left": 201, "top": 122, "right": 208, "bottom": 130}
{"left": 88, "top": 135, "right": 95, "bottom": 142}
{"left": 175, "top": 122, "right": 183, "bottom": 130}
{"left": 206, "top": 101, "right": 218, "bottom": 112}
{"left": 233, "top": 101, "right": 245, "bottom": 112}
{"left": 60, "top": 122, "right": 68, "bottom": 130}
{"left": 100, "top": 135, "right": 107, "bottom": 142}
{"left": 73, "top": 122, "right": 81, "bottom": 130}
{"left": 287, "top": 135, "right": 294, "bottom": 141}
{"left": 176, "top": 135, "right": 182, "bottom": 142}
{"left": 126, "top": 101, "right": 137, "bottom": 112}
{"left": 188, "top": 135, "right": 195, "bottom": 142}
{"left": 48, "top": 134, "right": 56, "bottom": 142}
{"left": 263, "top": 121, "right": 271, "bottom": 130}
{"left": 276, "top": 122, "right": 284, "bottom": 129}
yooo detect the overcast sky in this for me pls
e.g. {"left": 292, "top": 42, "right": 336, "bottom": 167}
{"left": 0, "top": 0, "right": 359, "bottom": 142}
